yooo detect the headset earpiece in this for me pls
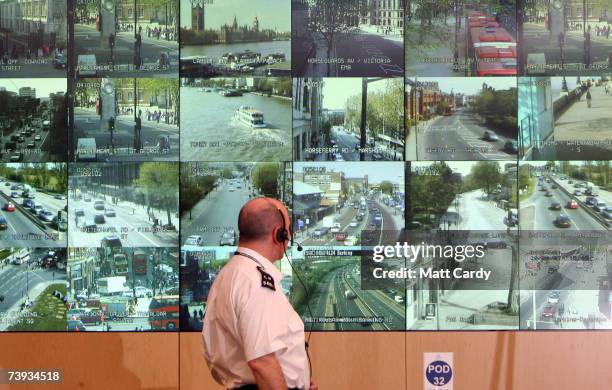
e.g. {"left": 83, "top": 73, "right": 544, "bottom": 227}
{"left": 276, "top": 208, "right": 289, "bottom": 243}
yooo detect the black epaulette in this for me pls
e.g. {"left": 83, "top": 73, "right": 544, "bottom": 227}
{"left": 256, "top": 266, "right": 276, "bottom": 291}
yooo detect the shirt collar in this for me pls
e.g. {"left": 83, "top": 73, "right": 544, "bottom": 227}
{"left": 235, "top": 246, "right": 283, "bottom": 281}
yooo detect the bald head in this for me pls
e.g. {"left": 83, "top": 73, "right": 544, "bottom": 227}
{"left": 238, "top": 197, "right": 288, "bottom": 243}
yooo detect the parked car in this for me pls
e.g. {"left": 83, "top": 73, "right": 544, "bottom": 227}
{"left": 104, "top": 208, "right": 116, "bottom": 217}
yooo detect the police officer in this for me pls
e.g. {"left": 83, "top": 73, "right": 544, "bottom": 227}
{"left": 203, "top": 197, "right": 317, "bottom": 390}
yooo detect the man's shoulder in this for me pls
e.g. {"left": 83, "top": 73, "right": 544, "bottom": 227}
{"left": 215, "top": 257, "right": 279, "bottom": 296}
{"left": 216, "top": 257, "right": 260, "bottom": 286}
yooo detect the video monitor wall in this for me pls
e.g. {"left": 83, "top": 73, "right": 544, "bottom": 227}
{"left": 0, "top": 0, "right": 611, "bottom": 333}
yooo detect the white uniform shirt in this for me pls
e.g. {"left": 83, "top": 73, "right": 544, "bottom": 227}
{"left": 202, "top": 247, "right": 310, "bottom": 389}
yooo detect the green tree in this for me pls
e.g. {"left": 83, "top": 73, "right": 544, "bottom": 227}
{"left": 252, "top": 163, "right": 279, "bottom": 197}
{"left": 469, "top": 161, "right": 502, "bottom": 196}
{"left": 136, "top": 162, "right": 179, "bottom": 226}
{"left": 379, "top": 180, "right": 394, "bottom": 195}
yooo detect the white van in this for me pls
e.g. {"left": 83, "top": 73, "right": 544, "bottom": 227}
{"left": 10, "top": 249, "right": 30, "bottom": 265}
{"left": 76, "top": 138, "right": 97, "bottom": 162}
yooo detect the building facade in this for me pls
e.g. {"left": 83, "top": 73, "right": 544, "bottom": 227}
{"left": 0, "top": 0, "right": 67, "bottom": 53}
{"left": 293, "top": 78, "right": 323, "bottom": 161}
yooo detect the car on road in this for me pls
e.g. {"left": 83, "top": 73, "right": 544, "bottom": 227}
{"left": 601, "top": 207, "right": 612, "bottom": 220}
{"left": 483, "top": 130, "right": 498, "bottom": 141}
{"left": 185, "top": 235, "right": 203, "bottom": 246}
{"left": 34, "top": 134, "right": 41, "bottom": 141}
{"left": 53, "top": 194, "right": 66, "bottom": 200}
{"left": 75, "top": 208, "right": 85, "bottom": 217}
{"left": 100, "top": 235, "right": 122, "bottom": 249}
{"left": 94, "top": 213, "right": 106, "bottom": 224}
{"left": 26, "top": 141, "right": 35, "bottom": 148}
{"left": 549, "top": 202, "right": 562, "bottom": 210}
{"left": 330, "top": 223, "right": 341, "bottom": 234}
{"left": 83, "top": 196, "right": 91, "bottom": 202}
{"left": 554, "top": 214, "right": 571, "bottom": 228}
{"left": 104, "top": 208, "right": 116, "bottom": 217}
{"left": 394, "top": 295, "right": 405, "bottom": 304}
{"left": 551, "top": 184, "right": 558, "bottom": 189}
{"left": 349, "top": 219, "right": 359, "bottom": 228}
{"left": 4, "top": 202, "right": 15, "bottom": 211}
{"left": 219, "top": 230, "right": 237, "bottom": 246}
{"left": 566, "top": 200, "right": 579, "bottom": 209}
{"left": 51, "top": 216, "right": 68, "bottom": 231}
{"left": 585, "top": 196, "right": 598, "bottom": 206}
{"left": 541, "top": 305, "right": 557, "bottom": 321}
{"left": 547, "top": 291, "right": 561, "bottom": 304}
{"left": 0, "top": 216, "right": 7, "bottom": 230}
{"left": 10, "top": 191, "right": 19, "bottom": 197}
{"left": 503, "top": 140, "right": 518, "bottom": 154}
{"left": 94, "top": 200, "right": 105, "bottom": 210}
{"left": 344, "top": 235, "right": 358, "bottom": 246}
{"left": 67, "top": 320, "right": 87, "bottom": 332}
{"left": 39, "top": 210, "right": 54, "bottom": 222}
{"left": 22, "top": 198, "right": 33, "bottom": 209}
{"left": 594, "top": 201, "right": 608, "bottom": 213}
{"left": 539, "top": 186, "right": 547, "bottom": 191}
{"left": 83, "top": 219, "right": 97, "bottom": 233}
{"left": 32, "top": 203, "right": 43, "bottom": 214}
{"left": 333, "top": 153, "right": 344, "bottom": 162}
{"left": 573, "top": 190, "right": 582, "bottom": 196}
{"left": 313, "top": 228, "right": 329, "bottom": 238}
{"left": 545, "top": 190, "right": 552, "bottom": 197}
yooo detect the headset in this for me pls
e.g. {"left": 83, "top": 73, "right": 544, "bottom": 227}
{"left": 274, "top": 206, "right": 313, "bottom": 383}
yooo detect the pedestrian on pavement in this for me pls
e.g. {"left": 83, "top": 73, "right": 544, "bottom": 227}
{"left": 586, "top": 89, "right": 592, "bottom": 108}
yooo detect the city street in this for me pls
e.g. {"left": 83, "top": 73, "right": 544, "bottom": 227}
{"left": 519, "top": 248, "right": 610, "bottom": 330}
{"left": 74, "top": 24, "right": 179, "bottom": 76}
{"left": 74, "top": 108, "right": 179, "bottom": 161}
{"left": 68, "top": 193, "right": 178, "bottom": 248}
{"left": 181, "top": 177, "right": 253, "bottom": 246}
{"left": 0, "top": 252, "right": 65, "bottom": 331}
{"left": 299, "top": 31, "right": 404, "bottom": 77}
{"left": 553, "top": 83, "right": 612, "bottom": 160}
{"left": 451, "top": 189, "right": 510, "bottom": 231}
{"left": 0, "top": 179, "right": 66, "bottom": 247}
{"left": 524, "top": 23, "right": 612, "bottom": 74}
{"left": 298, "top": 196, "right": 403, "bottom": 247}
{"left": 520, "top": 177, "right": 608, "bottom": 231}
{"left": 302, "top": 260, "right": 404, "bottom": 331}
{"left": 1, "top": 123, "right": 53, "bottom": 163}
{"left": 417, "top": 109, "right": 515, "bottom": 160}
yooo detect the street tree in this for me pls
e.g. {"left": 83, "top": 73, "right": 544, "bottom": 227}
{"left": 469, "top": 161, "right": 502, "bottom": 196}
{"left": 136, "top": 162, "right": 179, "bottom": 226}
{"left": 307, "top": 0, "right": 361, "bottom": 75}
{"left": 251, "top": 163, "right": 279, "bottom": 198}
{"left": 379, "top": 180, "right": 394, "bottom": 195}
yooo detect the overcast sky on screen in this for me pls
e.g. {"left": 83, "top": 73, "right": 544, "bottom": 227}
{"left": 0, "top": 79, "right": 66, "bottom": 97}
{"left": 295, "top": 162, "right": 404, "bottom": 183}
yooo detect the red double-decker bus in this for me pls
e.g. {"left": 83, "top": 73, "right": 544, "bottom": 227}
{"left": 148, "top": 295, "right": 179, "bottom": 331}
{"left": 133, "top": 250, "right": 147, "bottom": 275}
{"left": 469, "top": 25, "right": 517, "bottom": 76}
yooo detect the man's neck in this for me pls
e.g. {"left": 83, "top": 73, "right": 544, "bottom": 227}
{"left": 239, "top": 241, "right": 276, "bottom": 264}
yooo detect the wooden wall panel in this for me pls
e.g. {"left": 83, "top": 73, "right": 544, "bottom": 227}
{"left": 0, "top": 333, "right": 178, "bottom": 390}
